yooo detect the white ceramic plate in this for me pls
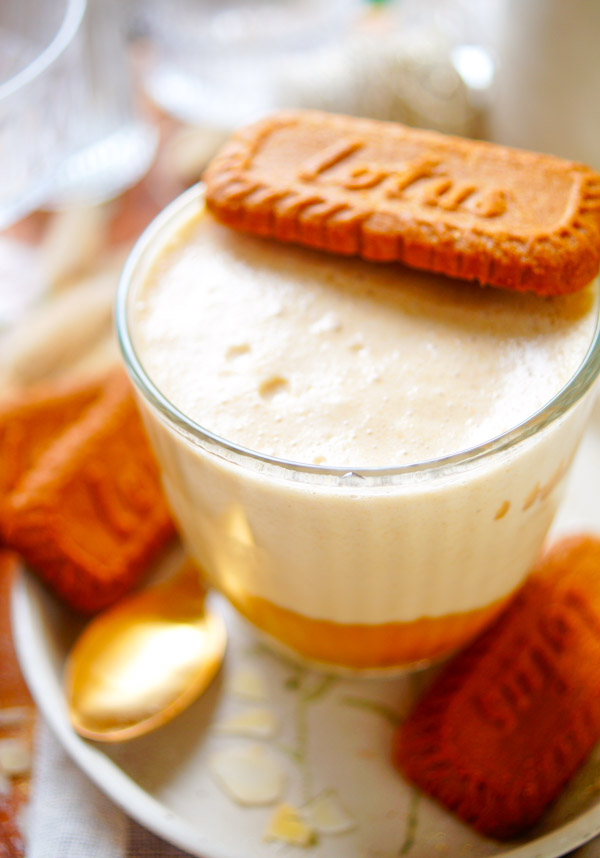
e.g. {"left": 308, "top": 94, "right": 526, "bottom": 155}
{"left": 11, "top": 395, "right": 600, "bottom": 858}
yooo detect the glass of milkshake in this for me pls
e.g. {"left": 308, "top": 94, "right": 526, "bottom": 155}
{"left": 116, "top": 184, "right": 600, "bottom": 673}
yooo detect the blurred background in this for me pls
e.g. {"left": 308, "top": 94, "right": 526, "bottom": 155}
{"left": 1, "top": 2, "right": 599, "bottom": 850}
{"left": 0, "top": 0, "right": 599, "bottom": 382}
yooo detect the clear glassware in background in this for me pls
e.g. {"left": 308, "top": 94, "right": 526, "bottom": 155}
{"left": 133, "top": 0, "right": 361, "bottom": 128}
{"left": 0, "top": 0, "right": 157, "bottom": 231}
{"left": 132, "top": 0, "right": 489, "bottom": 139}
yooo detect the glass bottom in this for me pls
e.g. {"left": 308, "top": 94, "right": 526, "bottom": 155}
{"left": 222, "top": 589, "right": 515, "bottom": 675}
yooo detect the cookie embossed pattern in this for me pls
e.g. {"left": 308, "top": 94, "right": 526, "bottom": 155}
{"left": 204, "top": 110, "right": 600, "bottom": 295}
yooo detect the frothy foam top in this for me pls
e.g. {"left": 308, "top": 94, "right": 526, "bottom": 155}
{"left": 132, "top": 211, "right": 598, "bottom": 468}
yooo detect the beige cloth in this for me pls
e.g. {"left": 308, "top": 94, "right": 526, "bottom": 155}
{"left": 27, "top": 720, "right": 600, "bottom": 858}
{"left": 27, "top": 720, "right": 192, "bottom": 858}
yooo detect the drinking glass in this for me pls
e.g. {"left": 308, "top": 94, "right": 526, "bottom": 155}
{"left": 0, "top": 0, "right": 157, "bottom": 229}
{"left": 135, "top": 0, "right": 358, "bottom": 127}
{"left": 117, "top": 186, "right": 600, "bottom": 674}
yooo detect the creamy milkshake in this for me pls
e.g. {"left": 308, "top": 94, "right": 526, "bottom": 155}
{"left": 119, "top": 187, "right": 600, "bottom": 671}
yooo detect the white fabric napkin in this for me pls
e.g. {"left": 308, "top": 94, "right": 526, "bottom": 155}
{"left": 26, "top": 720, "right": 192, "bottom": 858}
{"left": 26, "top": 719, "right": 600, "bottom": 858}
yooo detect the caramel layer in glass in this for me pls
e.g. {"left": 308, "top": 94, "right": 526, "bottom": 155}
{"left": 228, "top": 591, "right": 514, "bottom": 670}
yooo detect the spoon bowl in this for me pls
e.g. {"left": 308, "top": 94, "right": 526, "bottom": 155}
{"left": 64, "top": 560, "right": 226, "bottom": 742}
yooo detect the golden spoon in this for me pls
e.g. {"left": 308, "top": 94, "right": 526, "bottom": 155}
{"left": 64, "top": 560, "right": 226, "bottom": 742}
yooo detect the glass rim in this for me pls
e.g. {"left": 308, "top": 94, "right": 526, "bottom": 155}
{"left": 0, "top": 0, "right": 86, "bottom": 101}
{"left": 116, "top": 183, "right": 600, "bottom": 486}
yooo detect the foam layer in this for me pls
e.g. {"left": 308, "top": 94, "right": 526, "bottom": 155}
{"left": 133, "top": 211, "right": 597, "bottom": 468}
